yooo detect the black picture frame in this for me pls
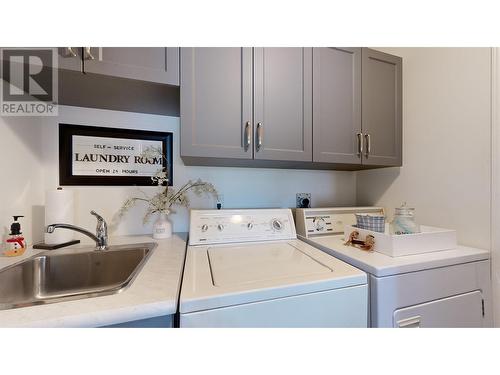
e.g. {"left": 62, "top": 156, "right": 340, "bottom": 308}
{"left": 59, "top": 123, "right": 173, "bottom": 186}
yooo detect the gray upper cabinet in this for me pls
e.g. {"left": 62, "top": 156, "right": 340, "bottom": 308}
{"left": 361, "top": 48, "right": 402, "bottom": 167}
{"left": 312, "top": 47, "right": 361, "bottom": 164}
{"left": 253, "top": 48, "right": 312, "bottom": 162}
{"left": 58, "top": 47, "right": 83, "bottom": 71}
{"left": 82, "top": 47, "right": 179, "bottom": 85}
{"left": 1, "top": 47, "right": 83, "bottom": 72}
{"left": 180, "top": 47, "right": 402, "bottom": 170}
{"left": 181, "top": 48, "right": 253, "bottom": 160}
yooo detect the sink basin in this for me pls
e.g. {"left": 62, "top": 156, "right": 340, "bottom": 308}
{"left": 0, "top": 243, "right": 156, "bottom": 311}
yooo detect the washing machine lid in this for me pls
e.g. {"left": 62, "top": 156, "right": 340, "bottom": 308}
{"left": 180, "top": 239, "right": 367, "bottom": 313}
{"left": 301, "top": 235, "right": 490, "bottom": 277}
{"left": 208, "top": 242, "right": 333, "bottom": 287}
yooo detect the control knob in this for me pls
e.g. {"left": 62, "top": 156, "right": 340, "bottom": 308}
{"left": 271, "top": 219, "right": 284, "bottom": 232}
{"left": 217, "top": 224, "right": 224, "bottom": 232}
{"left": 313, "top": 217, "right": 326, "bottom": 232}
{"left": 201, "top": 224, "right": 208, "bottom": 232}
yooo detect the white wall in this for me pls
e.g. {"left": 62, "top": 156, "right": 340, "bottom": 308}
{"left": 490, "top": 48, "right": 500, "bottom": 327}
{"left": 40, "top": 106, "right": 357, "bottom": 237}
{"left": 357, "top": 48, "right": 491, "bottom": 249}
{"left": 0, "top": 116, "right": 45, "bottom": 249}
{"left": 3, "top": 48, "right": 491, "bottom": 252}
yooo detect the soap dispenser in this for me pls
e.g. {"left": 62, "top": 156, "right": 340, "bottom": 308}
{"left": 3, "top": 216, "right": 27, "bottom": 257}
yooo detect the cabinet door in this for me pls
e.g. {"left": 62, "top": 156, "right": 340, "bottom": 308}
{"left": 362, "top": 48, "right": 402, "bottom": 166}
{"left": 82, "top": 47, "right": 179, "bottom": 85}
{"left": 58, "top": 47, "right": 83, "bottom": 71}
{"left": 2, "top": 48, "right": 83, "bottom": 70}
{"left": 313, "top": 47, "right": 361, "bottom": 164}
{"left": 253, "top": 48, "right": 312, "bottom": 162}
{"left": 180, "top": 48, "right": 253, "bottom": 160}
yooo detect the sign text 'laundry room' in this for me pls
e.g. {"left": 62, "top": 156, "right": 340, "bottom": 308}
{"left": 72, "top": 135, "right": 163, "bottom": 176}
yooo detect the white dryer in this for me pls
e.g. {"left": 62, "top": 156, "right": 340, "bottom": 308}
{"left": 295, "top": 207, "right": 492, "bottom": 328}
{"left": 180, "top": 209, "right": 368, "bottom": 328}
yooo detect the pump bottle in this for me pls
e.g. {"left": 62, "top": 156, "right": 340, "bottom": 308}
{"left": 3, "top": 215, "right": 26, "bottom": 257}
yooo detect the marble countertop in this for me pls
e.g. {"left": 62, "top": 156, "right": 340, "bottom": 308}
{"left": 0, "top": 233, "right": 187, "bottom": 328}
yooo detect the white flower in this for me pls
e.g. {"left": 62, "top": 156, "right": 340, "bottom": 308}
{"left": 151, "top": 169, "right": 169, "bottom": 186}
{"left": 117, "top": 148, "right": 219, "bottom": 224}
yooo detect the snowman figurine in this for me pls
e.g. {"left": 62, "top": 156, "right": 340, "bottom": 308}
{"left": 3, "top": 216, "right": 26, "bottom": 257}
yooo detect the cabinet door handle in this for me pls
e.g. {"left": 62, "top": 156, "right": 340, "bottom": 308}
{"left": 397, "top": 316, "right": 421, "bottom": 328}
{"left": 357, "top": 133, "right": 363, "bottom": 157}
{"left": 256, "top": 122, "right": 263, "bottom": 151}
{"left": 62, "top": 47, "right": 77, "bottom": 58}
{"left": 364, "top": 133, "right": 371, "bottom": 157}
{"left": 244, "top": 121, "right": 252, "bottom": 151}
{"left": 83, "top": 47, "right": 95, "bottom": 61}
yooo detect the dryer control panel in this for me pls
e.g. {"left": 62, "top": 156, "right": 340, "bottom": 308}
{"left": 295, "top": 207, "right": 385, "bottom": 238}
{"left": 189, "top": 209, "right": 297, "bottom": 246}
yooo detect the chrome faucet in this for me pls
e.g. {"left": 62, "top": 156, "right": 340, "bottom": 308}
{"left": 46, "top": 210, "right": 109, "bottom": 250}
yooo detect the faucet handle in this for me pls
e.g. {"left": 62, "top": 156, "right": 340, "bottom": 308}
{"left": 90, "top": 211, "right": 108, "bottom": 250}
{"left": 90, "top": 210, "right": 105, "bottom": 222}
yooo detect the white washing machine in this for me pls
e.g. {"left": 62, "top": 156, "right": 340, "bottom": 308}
{"left": 295, "top": 207, "right": 492, "bottom": 328}
{"left": 180, "top": 208, "right": 368, "bottom": 328}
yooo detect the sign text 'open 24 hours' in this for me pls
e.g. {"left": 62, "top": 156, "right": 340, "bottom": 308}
{"left": 72, "top": 135, "right": 163, "bottom": 177}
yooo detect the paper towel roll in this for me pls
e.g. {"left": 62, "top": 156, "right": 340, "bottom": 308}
{"left": 44, "top": 188, "right": 75, "bottom": 244}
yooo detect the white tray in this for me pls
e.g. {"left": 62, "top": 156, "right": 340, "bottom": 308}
{"left": 344, "top": 224, "right": 457, "bottom": 257}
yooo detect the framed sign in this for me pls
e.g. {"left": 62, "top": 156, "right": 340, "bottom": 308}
{"left": 59, "top": 123, "right": 173, "bottom": 186}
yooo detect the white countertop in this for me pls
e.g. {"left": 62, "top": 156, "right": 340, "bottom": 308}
{"left": 299, "top": 235, "right": 490, "bottom": 277}
{"left": 0, "top": 233, "right": 187, "bottom": 327}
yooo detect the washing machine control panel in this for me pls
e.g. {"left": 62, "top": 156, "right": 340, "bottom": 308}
{"left": 306, "top": 215, "right": 335, "bottom": 234}
{"left": 304, "top": 213, "right": 360, "bottom": 234}
{"left": 189, "top": 209, "right": 296, "bottom": 245}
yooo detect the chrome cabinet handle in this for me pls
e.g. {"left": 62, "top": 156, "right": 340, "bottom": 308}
{"left": 256, "top": 122, "right": 263, "bottom": 151}
{"left": 244, "top": 121, "right": 252, "bottom": 151}
{"left": 357, "top": 133, "right": 363, "bottom": 157}
{"left": 62, "top": 47, "right": 77, "bottom": 58}
{"left": 364, "top": 133, "right": 371, "bottom": 157}
{"left": 397, "top": 316, "right": 421, "bottom": 328}
{"left": 83, "top": 47, "right": 95, "bottom": 60}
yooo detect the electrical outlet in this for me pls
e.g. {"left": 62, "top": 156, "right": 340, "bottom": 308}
{"left": 296, "top": 193, "right": 311, "bottom": 208}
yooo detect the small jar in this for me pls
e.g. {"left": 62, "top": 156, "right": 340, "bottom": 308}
{"left": 390, "top": 204, "right": 420, "bottom": 235}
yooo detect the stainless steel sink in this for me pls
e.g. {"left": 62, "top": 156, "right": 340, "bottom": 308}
{"left": 0, "top": 243, "right": 156, "bottom": 311}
